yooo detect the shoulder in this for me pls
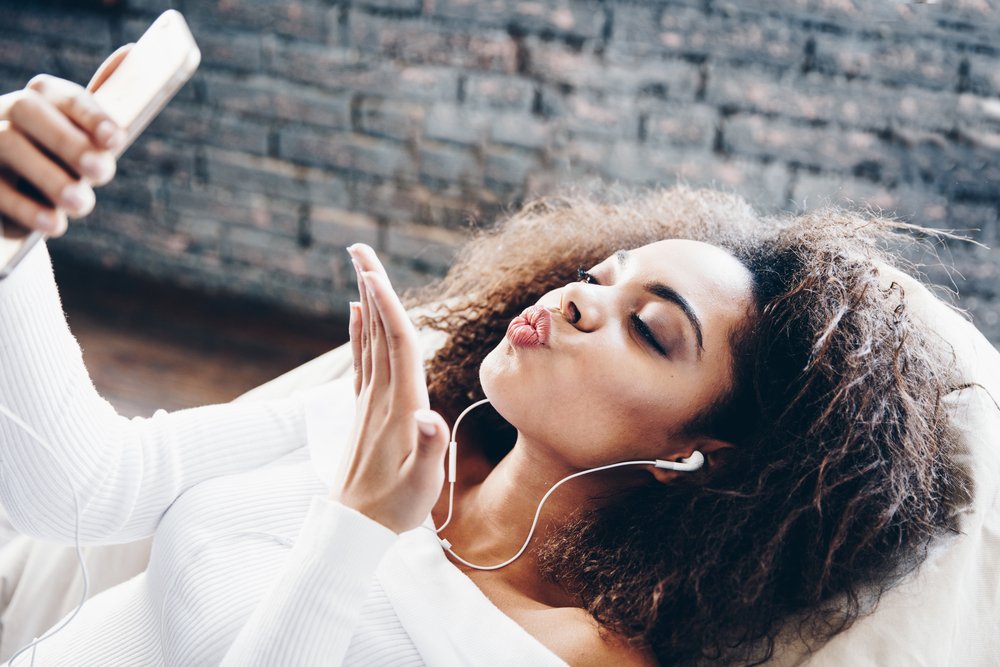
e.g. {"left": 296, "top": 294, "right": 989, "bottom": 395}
{"left": 542, "top": 608, "right": 657, "bottom": 667}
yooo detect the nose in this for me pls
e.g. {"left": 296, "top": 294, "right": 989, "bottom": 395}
{"left": 558, "top": 283, "right": 601, "bottom": 332}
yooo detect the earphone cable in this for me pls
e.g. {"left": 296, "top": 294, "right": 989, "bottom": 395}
{"left": 434, "top": 397, "right": 490, "bottom": 534}
{"left": 0, "top": 403, "right": 91, "bottom": 666}
{"left": 429, "top": 396, "right": 677, "bottom": 571}
{"left": 435, "top": 459, "right": 658, "bottom": 571}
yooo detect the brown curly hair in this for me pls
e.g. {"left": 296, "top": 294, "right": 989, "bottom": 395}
{"left": 399, "top": 184, "right": 974, "bottom": 665}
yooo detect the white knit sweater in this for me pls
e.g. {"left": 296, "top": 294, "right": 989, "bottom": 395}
{"left": 0, "top": 241, "right": 565, "bottom": 666}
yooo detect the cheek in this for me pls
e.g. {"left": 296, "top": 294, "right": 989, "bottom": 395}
{"left": 565, "top": 370, "right": 677, "bottom": 449}
{"left": 480, "top": 346, "right": 682, "bottom": 461}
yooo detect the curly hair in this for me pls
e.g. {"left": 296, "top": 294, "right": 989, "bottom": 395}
{"left": 399, "top": 184, "right": 974, "bottom": 665}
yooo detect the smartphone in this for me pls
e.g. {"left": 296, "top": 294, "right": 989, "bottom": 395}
{"left": 0, "top": 9, "right": 201, "bottom": 280}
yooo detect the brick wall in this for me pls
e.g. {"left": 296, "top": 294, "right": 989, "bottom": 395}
{"left": 1, "top": 0, "right": 998, "bottom": 344}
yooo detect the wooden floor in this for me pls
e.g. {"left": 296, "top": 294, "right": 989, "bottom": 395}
{"left": 51, "top": 253, "right": 350, "bottom": 419}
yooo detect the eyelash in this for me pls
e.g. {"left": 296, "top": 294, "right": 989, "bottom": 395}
{"left": 575, "top": 266, "right": 667, "bottom": 356}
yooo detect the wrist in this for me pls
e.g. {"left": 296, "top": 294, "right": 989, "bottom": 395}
{"left": 328, "top": 489, "right": 401, "bottom": 535}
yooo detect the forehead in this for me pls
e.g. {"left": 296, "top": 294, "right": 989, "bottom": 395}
{"left": 627, "top": 238, "right": 755, "bottom": 341}
{"left": 631, "top": 239, "right": 751, "bottom": 291}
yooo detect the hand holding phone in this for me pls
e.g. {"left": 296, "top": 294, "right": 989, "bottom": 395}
{"left": 0, "top": 70, "right": 125, "bottom": 235}
{"left": 0, "top": 10, "right": 200, "bottom": 280}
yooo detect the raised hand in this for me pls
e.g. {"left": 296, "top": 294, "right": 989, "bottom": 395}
{"left": 332, "top": 244, "right": 451, "bottom": 534}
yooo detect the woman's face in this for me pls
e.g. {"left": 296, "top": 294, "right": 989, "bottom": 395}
{"left": 479, "top": 239, "right": 755, "bottom": 469}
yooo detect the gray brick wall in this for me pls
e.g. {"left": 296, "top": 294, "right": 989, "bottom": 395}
{"left": 0, "top": 0, "right": 998, "bottom": 345}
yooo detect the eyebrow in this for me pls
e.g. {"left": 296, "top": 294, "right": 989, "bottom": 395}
{"left": 616, "top": 249, "right": 705, "bottom": 357}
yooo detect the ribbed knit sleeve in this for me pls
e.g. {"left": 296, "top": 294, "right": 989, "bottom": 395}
{"left": 0, "top": 241, "right": 311, "bottom": 545}
{"left": 221, "top": 496, "right": 398, "bottom": 666}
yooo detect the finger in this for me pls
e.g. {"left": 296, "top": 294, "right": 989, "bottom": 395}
{"left": 412, "top": 409, "right": 450, "bottom": 463}
{"left": 363, "top": 269, "right": 427, "bottom": 409}
{"left": 361, "top": 265, "right": 378, "bottom": 380}
{"left": 0, "top": 177, "right": 67, "bottom": 236}
{"left": 6, "top": 88, "right": 116, "bottom": 188}
{"left": 350, "top": 243, "right": 391, "bottom": 282}
{"left": 363, "top": 270, "right": 390, "bottom": 388}
{"left": 28, "top": 74, "right": 125, "bottom": 156}
{"left": 347, "top": 246, "right": 385, "bottom": 387}
{"left": 348, "top": 301, "right": 362, "bottom": 397}
{"left": 87, "top": 43, "right": 133, "bottom": 93}
{"left": 352, "top": 258, "right": 372, "bottom": 390}
{"left": 0, "top": 127, "right": 95, "bottom": 217}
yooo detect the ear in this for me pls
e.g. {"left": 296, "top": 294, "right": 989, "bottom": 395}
{"left": 650, "top": 436, "right": 735, "bottom": 484}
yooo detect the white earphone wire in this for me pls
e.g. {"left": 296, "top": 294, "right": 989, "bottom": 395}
{"left": 0, "top": 403, "right": 90, "bottom": 666}
{"left": 434, "top": 397, "right": 491, "bottom": 533}
{"left": 428, "top": 397, "right": 702, "bottom": 571}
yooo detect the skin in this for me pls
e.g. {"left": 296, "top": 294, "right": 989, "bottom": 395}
{"left": 346, "top": 239, "right": 756, "bottom": 664}
{"left": 336, "top": 248, "right": 452, "bottom": 532}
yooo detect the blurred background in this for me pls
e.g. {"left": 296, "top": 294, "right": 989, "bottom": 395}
{"left": 0, "top": 0, "right": 997, "bottom": 416}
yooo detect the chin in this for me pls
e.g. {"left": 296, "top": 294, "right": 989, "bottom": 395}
{"left": 478, "top": 346, "right": 503, "bottom": 402}
{"left": 478, "top": 344, "right": 525, "bottom": 426}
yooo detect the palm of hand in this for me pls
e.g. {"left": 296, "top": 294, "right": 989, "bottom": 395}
{"left": 334, "top": 244, "right": 450, "bottom": 534}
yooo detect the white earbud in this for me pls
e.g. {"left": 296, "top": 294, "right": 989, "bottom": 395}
{"left": 654, "top": 450, "right": 705, "bottom": 472}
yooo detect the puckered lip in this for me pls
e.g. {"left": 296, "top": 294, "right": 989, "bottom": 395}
{"left": 507, "top": 304, "right": 553, "bottom": 347}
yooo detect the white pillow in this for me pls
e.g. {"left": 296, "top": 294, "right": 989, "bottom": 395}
{"left": 772, "top": 264, "right": 1000, "bottom": 666}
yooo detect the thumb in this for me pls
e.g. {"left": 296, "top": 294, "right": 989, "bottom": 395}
{"left": 88, "top": 43, "right": 133, "bottom": 92}
{"left": 413, "top": 409, "right": 449, "bottom": 460}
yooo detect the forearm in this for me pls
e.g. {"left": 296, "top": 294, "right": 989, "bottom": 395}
{"left": 0, "top": 241, "right": 310, "bottom": 544}
{"left": 221, "top": 496, "right": 397, "bottom": 666}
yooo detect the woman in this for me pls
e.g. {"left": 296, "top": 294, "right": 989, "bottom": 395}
{"left": 0, "top": 69, "right": 973, "bottom": 666}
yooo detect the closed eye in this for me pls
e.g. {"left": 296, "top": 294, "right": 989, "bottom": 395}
{"left": 630, "top": 313, "right": 668, "bottom": 356}
{"left": 576, "top": 267, "right": 668, "bottom": 356}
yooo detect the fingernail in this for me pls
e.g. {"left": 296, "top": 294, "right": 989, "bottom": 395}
{"left": 414, "top": 410, "right": 437, "bottom": 437}
{"left": 35, "top": 210, "right": 60, "bottom": 234}
{"left": 96, "top": 120, "right": 125, "bottom": 151}
{"left": 59, "top": 182, "right": 95, "bottom": 214}
{"left": 80, "top": 151, "right": 115, "bottom": 182}
{"left": 350, "top": 243, "right": 373, "bottom": 256}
